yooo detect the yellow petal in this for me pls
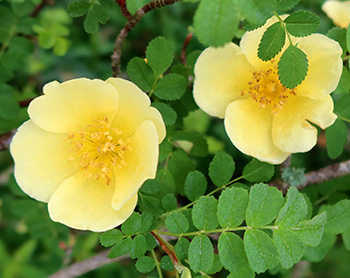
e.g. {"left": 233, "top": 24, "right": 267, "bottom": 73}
{"left": 296, "top": 34, "right": 343, "bottom": 99}
{"left": 322, "top": 0, "right": 350, "bottom": 28}
{"left": 112, "top": 120, "right": 159, "bottom": 210}
{"left": 10, "top": 121, "right": 75, "bottom": 202}
{"left": 193, "top": 43, "right": 254, "bottom": 118}
{"left": 225, "top": 99, "right": 290, "bottom": 164}
{"left": 48, "top": 175, "right": 137, "bottom": 232}
{"left": 29, "top": 78, "right": 119, "bottom": 133}
{"left": 106, "top": 78, "right": 166, "bottom": 143}
{"left": 272, "top": 95, "right": 336, "bottom": 153}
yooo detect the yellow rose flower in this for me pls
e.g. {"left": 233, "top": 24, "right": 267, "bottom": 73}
{"left": 322, "top": 0, "right": 350, "bottom": 28}
{"left": 10, "top": 78, "right": 166, "bottom": 232}
{"left": 193, "top": 16, "right": 342, "bottom": 164}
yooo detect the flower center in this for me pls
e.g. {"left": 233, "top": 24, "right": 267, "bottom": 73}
{"left": 241, "top": 60, "right": 296, "bottom": 114}
{"left": 66, "top": 117, "right": 130, "bottom": 185}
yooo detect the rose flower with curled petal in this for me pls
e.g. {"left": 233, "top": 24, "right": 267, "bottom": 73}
{"left": 193, "top": 16, "right": 342, "bottom": 164}
{"left": 10, "top": 78, "right": 166, "bottom": 232}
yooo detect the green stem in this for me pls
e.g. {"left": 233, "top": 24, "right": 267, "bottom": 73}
{"left": 153, "top": 225, "right": 277, "bottom": 237}
{"left": 338, "top": 115, "right": 350, "bottom": 123}
{"left": 151, "top": 249, "right": 163, "bottom": 278}
{"left": 160, "top": 176, "right": 243, "bottom": 218}
{"left": 149, "top": 76, "right": 160, "bottom": 97}
{"left": 273, "top": 11, "right": 293, "bottom": 45}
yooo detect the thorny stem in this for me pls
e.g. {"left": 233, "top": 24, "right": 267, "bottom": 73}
{"left": 181, "top": 32, "right": 193, "bottom": 66}
{"left": 115, "top": 0, "right": 132, "bottom": 20}
{"left": 111, "top": 0, "right": 181, "bottom": 77}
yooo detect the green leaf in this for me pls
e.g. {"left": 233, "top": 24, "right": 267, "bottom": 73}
{"left": 144, "top": 232, "right": 157, "bottom": 251}
{"left": 139, "top": 213, "right": 154, "bottom": 233}
{"left": 207, "top": 254, "right": 223, "bottom": 274}
{"left": 246, "top": 183, "right": 284, "bottom": 227}
{"left": 188, "top": 235, "right": 214, "bottom": 273}
{"left": 242, "top": 159, "right": 275, "bottom": 182}
{"left": 175, "top": 237, "right": 190, "bottom": 260}
{"left": 136, "top": 256, "right": 156, "bottom": 273}
{"left": 139, "top": 195, "right": 163, "bottom": 216}
{"left": 99, "top": 230, "right": 123, "bottom": 247}
{"left": 160, "top": 255, "right": 174, "bottom": 271}
{"left": 322, "top": 199, "right": 350, "bottom": 234}
{"left": 335, "top": 94, "right": 350, "bottom": 120}
{"left": 217, "top": 187, "right": 249, "bottom": 228}
{"left": 284, "top": 11, "right": 320, "bottom": 37}
{"left": 209, "top": 150, "right": 235, "bottom": 187}
{"left": 140, "top": 178, "right": 161, "bottom": 195}
{"left": 194, "top": 0, "right": 239, "bottom": 46}
{"left": 146, "top": 37, "right": 174, "bottom": 76}
{"left": 165, "top": 211, "right": 189, "bottom": 234}
{"left": 294, "top": 212, "right": 327, "bottom": 247}
{"left": 126, "top": 0, "right": 148, "bottom": 14}
{"left": 258, "top": 22, "right": 286, "bottom": 61}
{"left": 327, "top": 27, "right": 347, "bottom": 58}
{"left": 342, "top": 228, "right": 350, "bottom": 251}
{"left": 151, "top": 103, "right": 177, "bottom": 126}
{"left": 244, "top": 229, "right": 279, "bottom": 273}
{"left": 0, "top": 97, "right": 20, "bottom": 119}
{"left": 235, "top": 0, "right": 276, "bottom": 26}
{"left": 304, "top": 232, "right": 336, "bottom": 262}
{"left": 333, "top": 66, "right": 350, "bottom": 94}
{"left": 153, "top": 74, "right": 187, "bottom": 100}
{"left": 84, "top": 9, "right": 98, "bottom": 33}
{"left": 277, "top": 0, "right": 300, "bottom": 10}
{"left": 127, "top": 57, "right": 155, "bottom": 92}
{"left": 130, "top": 234, "right": 147, "bottom": 259}
{"left": 67, "top": 0, "right": 90, "bottom": 17}
{"left": 192, "top": 196, "right": 218, "bottom": 231}
{"left": 171, "top": 130, "right": 208, "bottom": 157}
{"left": 186, "top": 50, "right": 201, "bottom": 77}
{"left": 326, "top": 119, "right": 348, "bottom": 159}
{"left": 218, "top": 232, "right": 254, "bottom": 277}
{"left": 275, "top": 187, "right": 307, "bottom": 228}
{"left": 184, "top": 171, "right": 207, "bottom": 201}
{"left": 162, "top": 194, "right": 177, "bottom": 212}
{"left": 108, "top": 237, "right": 132, "bottom": 259}
{"left": 168, "top": 151, "right": 195, "bottom": 195}
{"left": 273, "top": 229, "right": 305, "bottom": 269}
{"left": 121, "top": 212, "right": 142, "bottom": 236}
{"left": 278, "top": 44, "right": 308, "bottom": 89}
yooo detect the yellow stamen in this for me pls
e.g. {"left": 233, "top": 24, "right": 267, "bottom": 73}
{"left": 66, "top": 117, "right": 131, "bottom": 185}
{"left": 241, "top": 60, "right": 296, "bottom": 114}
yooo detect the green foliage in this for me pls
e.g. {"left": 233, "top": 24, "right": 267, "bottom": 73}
{"left": 217, "top": 187, "right": 248, "bottom": 228}
{"left": 194, "top": 0, "right": 239, "bottom": 46}
{"left": 218, "top": 232, "right": 254, "bottom": 277}
{"left": 242, "top": 159, "right": 275, "bottom": 182}
{"left": 153, "top": 74, "right": 187, "bottom": 100}
{"left": 258, "top": 22, "right": 285, "bottom": 61}
{"left": 127, "top": 57, "right": 155, "bottom": 92}
{"left": 184, "top": 171, "right": 207, "bottom": 201}
{"left": 327, "top": 27, "right": 348, "bottom": 58}
{"left": 321, "top": 199, "right": 350, "bottom": 234}
{"left": 192, "top": 196, "right": 218, "bottom": 230}
{"left": 284, "top": 11, "right": 320, "bottom": 37}
{"left": 135, "top": 256, "right": 156, "bottom": 273}
{"left": 188, "top": 235, "right": 214, "bottom": 273}
{"left": 246, "top": 183, "right": 284, "bottom": 227}
{"left": 67, "top": 0, "right": 115, "bottom": 33}
{"left": 326, "top": 119, "right": 348, "bottom": 159}
{"left": 165, "top": 211, "right": 189, "bottom": 234}
{"left": 244, "top": 229, "right": 279, "bottom": 273}
{"left": 234, "top": 0, "right": 276, "bottom": 26}
{"left": 277, "top": 0, "right": 300, "bottom": 10}
{"left": 99, "top": 230, "right": 123, "bottom": 247}
{"left": 209, "top": 150, "right": 235, "bottom": 187}
{"left": 278, "top": 44, "right": 308, "bottom": 89}
{"left": 151, "top": 103, "right": 177, "bottom": 126}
